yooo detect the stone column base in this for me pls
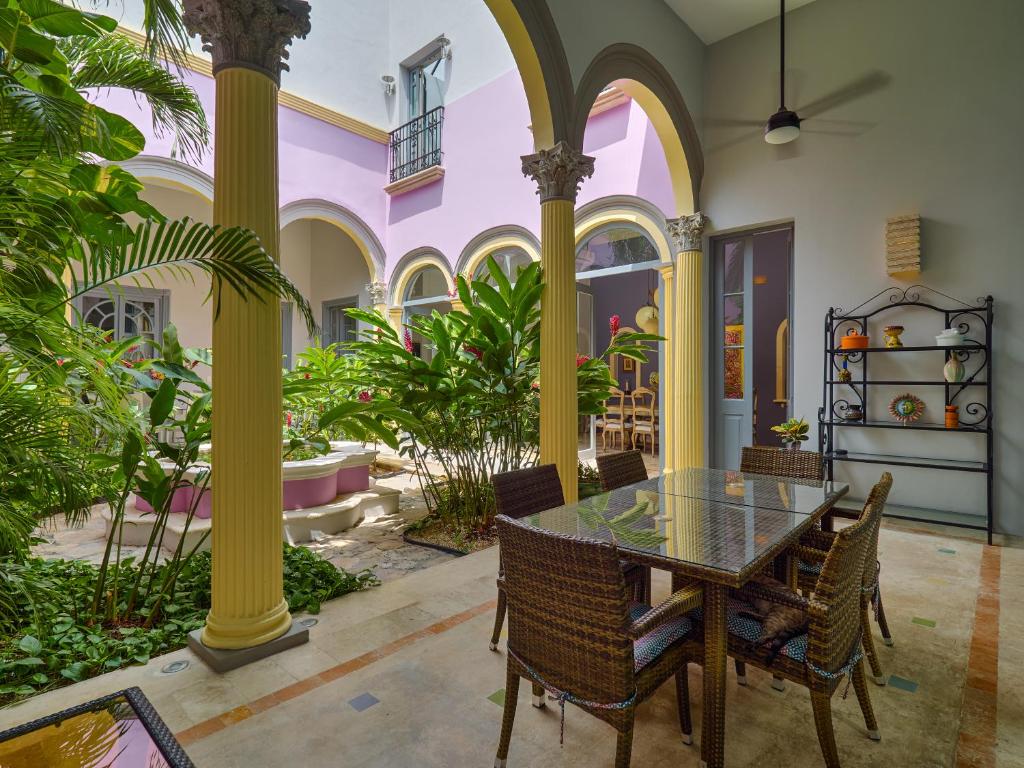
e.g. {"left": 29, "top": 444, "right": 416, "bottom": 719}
{"left": 188, "top": 620, "right": 309, "bottom": 673}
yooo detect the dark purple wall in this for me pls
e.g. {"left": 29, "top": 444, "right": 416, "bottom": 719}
{"left": 752, "top": 228, "right": 791, "bottom": 446}
{"left": 590, "top": 270, "right": 660, "bottom": 392}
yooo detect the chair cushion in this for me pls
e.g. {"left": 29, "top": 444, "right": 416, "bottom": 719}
{"left": 797, "top": 559, "right": 823, "bottom": 575}
{"left": 629, "top": 602, "right": 694, "bottom": 672}
{"left": 692, "top": 601, "right": 808, "bottom": 664}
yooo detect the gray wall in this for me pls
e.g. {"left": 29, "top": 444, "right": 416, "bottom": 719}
{"left": 701, "top": 0, "right": 1024, "bottom": 534}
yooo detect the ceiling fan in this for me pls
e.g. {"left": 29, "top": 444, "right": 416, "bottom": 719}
{"left": 764, "top": 0, "right": 801, "bottom": 144}
{"left": 704, "top": 0, "right": 890, "bottom": 154}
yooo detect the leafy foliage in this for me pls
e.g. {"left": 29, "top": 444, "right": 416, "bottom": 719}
{"left": 771, "top": 416, "right": 811, "bottom": 445}
{"left": 0, "top": 545, "right": 377, "bottom": 702}
{"left": 335, "top": 257, "right": 660, "bottom": 530}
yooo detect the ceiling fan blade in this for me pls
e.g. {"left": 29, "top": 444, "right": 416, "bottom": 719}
{"left": 704, "top": 117, "right": 765, "bottom": 128}
{"left": 797, "top": 70, "right": 891, "bottom": 119}
{"left": 774, "top": 141, "right": 801, "bottom": 161}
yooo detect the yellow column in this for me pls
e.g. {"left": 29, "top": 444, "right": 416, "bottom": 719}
{"left": 184, "top": 1, "right": 310, "bottom": 652}
{"left": 522, "top": 143, "right": 594, "bottom": 502}
{"left": 657, "top": 262, "right": 675, "bottom": 471}
{"left": 387, "top": 306, "right": 404, "bottom": 335}
{"left": 668, "top": 213, "right": 708, "bottom": 469}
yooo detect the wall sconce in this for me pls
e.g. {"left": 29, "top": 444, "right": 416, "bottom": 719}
{"left": 380, "top": 75, "right": 396, "bottom": 95}
{"left": 886, "top": 214, "right": 921, "bottom": 277}
{"left": 436, "top": 35, "right": 452, "bottom": 60}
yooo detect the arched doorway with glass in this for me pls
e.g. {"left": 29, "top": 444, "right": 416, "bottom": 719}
{"left": 574, "top": 212, "right": 670, "bottom": 465}
{"left": 399, "top": 261, "right": 453, "bottom": 362}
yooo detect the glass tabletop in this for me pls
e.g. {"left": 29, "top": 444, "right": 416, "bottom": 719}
{"left": 634, "top": 467, "right": 848, "bottom": 516}
{"left": 0, "top": 689, "right": 188, "bottom": 768}
{"left": 524, "top": 482, "right": 837, "bottom": 583}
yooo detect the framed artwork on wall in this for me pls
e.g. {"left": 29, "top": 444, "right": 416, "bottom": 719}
{"left": 622, "top": 356, "right": 635, "bottom": 372}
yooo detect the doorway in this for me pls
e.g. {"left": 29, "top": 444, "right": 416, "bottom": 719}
{"left": 711, "top": 225, "right": 793, "bottom": 470}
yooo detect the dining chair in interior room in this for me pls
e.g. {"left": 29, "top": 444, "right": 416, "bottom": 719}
{"left": 488, "top": 464, "right": 649, "bottom": 650}
{"left": 630, "top": 386, "right": 657, "bottom": 455}
{"left": 599, "top": 388, "right": 629, "bottom": 450}
{"left": 493, "top": 514, "right": 703, "bottom": 768}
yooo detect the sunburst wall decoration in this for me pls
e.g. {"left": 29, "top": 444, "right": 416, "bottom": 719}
{"left": 889, "top": 393, "right": 926, "bottom": 424}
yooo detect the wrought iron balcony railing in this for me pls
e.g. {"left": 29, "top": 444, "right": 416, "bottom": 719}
{"left": 389, "top": 106, "right": 444, "bottom": 183}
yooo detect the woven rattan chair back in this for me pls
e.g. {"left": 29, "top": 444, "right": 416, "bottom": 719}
{"left": 492, "top": 464, "right": 565, "bottom": 520}
{"left": 806, "top": 500, "right": 879, "bottom": 679}
{"left": 496, "top": 515, "right": 634, "bottom": 706}
{"left": 596, "top": 450, "right": 648, "bottom": 492}
{"left": 740, "top": 445, "right": 824, "bottom": 482}
{"left": 861, "top": 472, "right": 893, "bottom": 584}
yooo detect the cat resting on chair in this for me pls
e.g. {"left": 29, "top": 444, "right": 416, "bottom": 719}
{"left": 736, "top": 574, "right": 809, "bottom": 664}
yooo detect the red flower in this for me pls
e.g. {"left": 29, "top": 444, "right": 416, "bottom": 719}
{"left": 530, "top": 381, "right": 540, "bottom": 391}
{"left": 575, "top": 354, "right": 590, "bottom": 368}
{"left": 304, "top": 372, "right": 311, "bottom": 380}
{"left": 55, "top": 357, "right": 65, "bottom": 367}
{"left": 463, "top": 344, "right": 483, "bottom": 360}
{"left": 609, "top": 314, "right": 620, "bottom": 336}
{"left": 403, "top": 329, "right": 414, "bottom": 354}
{"left": 286, "top": 411, "right": 293, "bottom": 427}
{"left": 358, "top": 390, "right": 372, "bottom": 403}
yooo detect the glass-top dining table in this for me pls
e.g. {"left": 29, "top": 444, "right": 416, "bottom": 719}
{"left": 523, "top": 466, "right": 849, "bottom": 768}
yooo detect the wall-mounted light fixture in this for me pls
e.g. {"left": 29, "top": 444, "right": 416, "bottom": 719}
{"left": 380, "top": 74, "right": 396, "bottom": 95}
{"left": 436, "top": 35, "right": 452, "bottom": 60}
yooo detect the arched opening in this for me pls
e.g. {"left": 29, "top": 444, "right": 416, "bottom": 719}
{"left": 279, "top": 217, "right": 373, "bottom": 366}
{"left": 573, "top": 204, "right": 670, "bottom": 463}
{"left": 389, "top": 252, "right": 454, "bottom": 362}
{"left": 73, "top": 177, "right": 213, "bottom": 359}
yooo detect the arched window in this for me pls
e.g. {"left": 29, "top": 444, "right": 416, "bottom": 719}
{"left": 575, "top": 223, "right": 660, "bottom": 275}
{"left": 472, "top": 246, "right": 533, "bottom": 283}
{"left": 402, "top": 264, "right": 451, "bottom": 361}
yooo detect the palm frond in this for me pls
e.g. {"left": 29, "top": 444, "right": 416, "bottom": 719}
{"left": 63, "top": 34, "right": 209, "bottom": 162}
{"left": 140, "top": 0, "right": 191, "bottom": 71}
{"left": 68, "top": 217, "right": 317, "bottom": 335}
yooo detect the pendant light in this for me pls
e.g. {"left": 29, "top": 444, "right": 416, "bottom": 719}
{"left": 764, "top": 0, "right": 801, "bottom": 144}
{"left": 634, "top": 271, "right": 659, "bottom": 334}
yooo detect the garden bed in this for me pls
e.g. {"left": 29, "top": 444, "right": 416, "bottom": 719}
{"left": 402, "top": 518, "right": 496, "bottom": 556}
{"left": 0, "top": 546, "right": 376, "bottom": 705}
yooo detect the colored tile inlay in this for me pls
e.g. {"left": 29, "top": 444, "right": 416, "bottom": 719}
{"left": 349, "top": 692, "right": 380, "bottom": 712}
{"left": 938, "top": 547, "right": 957, "bottom": 555}
{"left": 487, "top": 689, "right": 506, "bottom": 707}
{"left": 912, "top": 617, "right": 936, "bottom": 628}
{"left": 888, "top": 675, "right": 919, "bottom": 693}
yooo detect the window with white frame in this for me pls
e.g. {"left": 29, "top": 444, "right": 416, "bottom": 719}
{"left": 471, "top": 246, "right": 533, "bottom": 284}
{"left": 77, "top": 287, "right": 168, "bottom": 355}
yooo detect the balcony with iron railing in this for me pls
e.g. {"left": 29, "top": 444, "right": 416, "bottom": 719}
{"left": 388, "top": 106, "right": 444, "bottom": 190}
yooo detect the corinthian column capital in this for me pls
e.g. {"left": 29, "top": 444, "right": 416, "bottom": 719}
{"left": 183, "top": 0, "right": 311, "bottom": 85}
{"left": 667, "top": 212, "right": 709, "bottom": 252}
{"left": 521, "top": 141, "right": 595, "bottom": 203}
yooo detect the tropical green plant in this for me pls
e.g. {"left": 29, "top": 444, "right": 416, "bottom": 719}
{"left": 0, "top": 1, "right": 316, "bottom": 562}
{"left": 334, "top": 257, "right": 659, "bottom": 531}
{"left": 771, "top": 416, "right": 811, "bottom": 445}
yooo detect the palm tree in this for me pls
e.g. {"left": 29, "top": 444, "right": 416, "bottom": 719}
{"left": 0, "top": 2, "right": 314, "bottom": 559}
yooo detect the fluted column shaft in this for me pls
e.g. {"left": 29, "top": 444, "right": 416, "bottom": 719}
{"left": 204, "top": 67, "right": 291, "bottom": 649}
{"left": 522, "top": 142, "right": 594, "bottom": 502}
{"left": 657, "top": 263, "right": 676, "bottom": 470}
{"left": 539, "top": 198, "right": 578, "bottom": 500}
{"left": 668, "top": 213, "right": 708, "bottom": 470}
{"left": 184, "top": 0, "right": 311, "bottom": 651}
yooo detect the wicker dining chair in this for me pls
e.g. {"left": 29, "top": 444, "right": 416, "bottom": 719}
{"left": 493, "top": 515, "right": 703, "bottom": 768}
{"left": 740, "top": 445, "right": 825, "bottom": 482}
{"left": 596, "top": 449, "right": 649, "bottom": 491}
{"left": 489, "top": 465, "right": 649, "bottom": 650}
{"left": 796, "top": 473, "right": 895, "bottom": 685}
{"left": 594, "top": 450, "right": 653, "bottom": 603}
{"left": 680, "top": 498, "right": 883, "bottom": 768}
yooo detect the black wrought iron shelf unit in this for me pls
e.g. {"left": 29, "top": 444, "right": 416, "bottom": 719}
{"left": 819, "top": 286, "right": 994, "bottom": 542}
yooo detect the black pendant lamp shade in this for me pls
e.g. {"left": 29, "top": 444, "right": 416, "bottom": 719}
{"left": 764, "top": 0, "right": 801, "bottom": 144}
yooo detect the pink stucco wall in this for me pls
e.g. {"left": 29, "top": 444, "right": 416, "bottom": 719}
{"left": 95, "top": 67, "right": 675, "bottom": 280}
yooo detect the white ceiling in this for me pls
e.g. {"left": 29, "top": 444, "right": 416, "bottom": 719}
{"left": 663, "top": 0, "right": 817, "bottom": 44}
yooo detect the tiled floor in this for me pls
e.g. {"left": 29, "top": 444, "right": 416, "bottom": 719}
{"left": 4, "top": 524, "right": 1021, "bottom": 767}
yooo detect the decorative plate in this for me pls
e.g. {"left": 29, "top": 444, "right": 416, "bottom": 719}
{"left": 889, "top": 393, "right": 926, "bottom": 424}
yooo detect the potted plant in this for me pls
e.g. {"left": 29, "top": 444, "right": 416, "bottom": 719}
{"left": 771, "top": 417, "right": 810, "bottom": 448}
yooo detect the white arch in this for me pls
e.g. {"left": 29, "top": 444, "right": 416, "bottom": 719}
{"left": 455, "top": 225, "right": 542, "bottom": 277}
{"left": 574, "top": 195, "right": 673, "bottom": 264}
{"left": 279, "top": 199, "right": 387, "bottom": 283}
{"left": 117, "top": 155, "right": 215, "bottom": 202}
{"left": 388, "top": 247, "right": 455, "bottom": 306}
